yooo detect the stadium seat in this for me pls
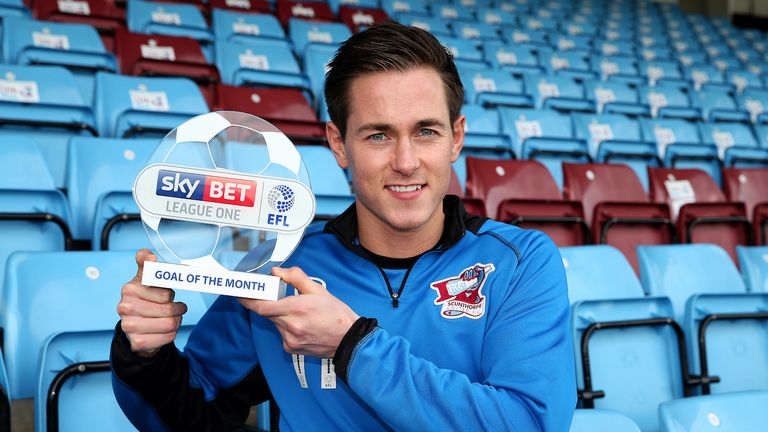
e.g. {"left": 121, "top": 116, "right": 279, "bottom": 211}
{"left": 569, "top": 409, "right": 641, "bottom": 432}
{"left": 736, "top": 88, "right": 768, "bottom": 123}
{"left": 727, "top": 69, "right": 764, "bottom": 93}
{"left": 639, "top": 60, "right": 686, "bottom": 88}
{"left": 594, "top": 40, "right": 635, "bottom": 57}
{"left": 682, "top": 64, "right": 729, "bottom": 92}
{"left": 483, "top": 43, "right": 542, "bottom": 76}
{"left": 276, "top": 0, "right": 335, "bottom": 29}
{"left": 572, "top": 113, "right": 659, "bottom": 190}
{"left": 659, "top": 390, "right": 768, "bottom": 432}
{"left": 288, "top": 19, "right": 351, "bottom": 59}
{"left": 563, "top": 162, "right": 674, "bottom": 273}
{"left": 698, "top": 122, "right": 768, "bottom": 168}
{"left": 32, "top": 0, "right": 126, "bottom": 52}
{"left": 638, "top": 244, "right": 768, "bottom": 395}
{"left": 500, "top": 28, "right": 548, "bottom": 47}
{"left": 126, "top": 0, "right": 213, "bottom": 61}
{"left": 116, "top": 30, "right": 220, "bottom": 107}
{"left": 64, "top": 137, "right": 155, "bottom": 245}
{"left": 431, "top": 3, "right": 473, "bottom": 22}
{"left": 208, "top": 0, "right": 272, "bottom": 15}
{"left": 638, "top": 85, "right": 701, "bottom": 120}
{"left": 214, "top": 84, "right": 325, "bottom": 145}
{"left": 465, "top": 157, "right": 587, "bottom": 245}
{"left": 524, "top": 74, "right": 593, "bottom": 113}
{"left": 737, "top": 246, "right": 768, "bottom": 293}
{"left": 550, "top": 34, "right": 592, "bottom": 56}
{"left": 439, "top": 37, "right": 487, "bottom": 70}
{"left": 380, "top": 0, "right": 429, "bottom": 19}
{"left": 211, "top": 9, "right": 286, "bottom": 47}
{"left": 328, "top": 0, "right": 378, "bottom": 14}
{"left": 584, "top": 80, "right": 646, "bottom": 117}
{"left": 0, "top": 250, "right": 210, "bottom": 399}
{"left": 539, "top": 49, "right": 595, "bottom": 82}
{"left": 215, "top": 39, "right": 310, "bottom": 96}
{"left": 338, "top": 6, "right": 388, "bottom": 33}
{"left": 561, "top": 245, "right": 692, "bottom": 431}
{"left": 498, "top": 108, "right": 590, "bottom": 187}
{"left": 303, "top": 42, "right": 336, "bottom": 119}
{"left": 395, "top": 14, "right": 451, "bottom": 38}
{"left": 722, "top": 168, "right": 768, "bottom": 244}
{"left": 647, "top": 167, "right": 749, "bottom": 263}
{"left": 452, "top": 22, "right": 502, "bottom": 42}
{"left": 590, "top": 56, "right": 643, "bottom": 86}
{"left": 0, "top": 0, "right": 29, "bottom": 17}
{"left": 639, "top": 118, "right": 721, "bottom": 185}
{"left": 476, "top": 7, "right": 515, "bottom": 27}
{"left": 691, "top": 88, "right": 750, "bottom": 123}
{"left": 0, "top": 136, "right": 73, "bottom": 293}
{"left": 460, "top": 69, "right": 530, "bottom": 108}
{"left": 93, "top": 72, "right": 209, "bottom": 138}
{"left": 0, "top": 64, "right": 97, "bottom": 187}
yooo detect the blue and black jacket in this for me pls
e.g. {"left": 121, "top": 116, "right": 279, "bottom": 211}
{"left": 111, "top": 196, "right": 576, "bottom": 431}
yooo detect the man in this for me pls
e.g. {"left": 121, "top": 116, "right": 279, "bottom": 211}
{"left": 112, "top": 21, "right": 576, "bottom": 431}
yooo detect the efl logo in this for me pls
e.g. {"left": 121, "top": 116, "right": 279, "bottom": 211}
{"left": 156, "top": 169, "right": 256, "bottom": 207}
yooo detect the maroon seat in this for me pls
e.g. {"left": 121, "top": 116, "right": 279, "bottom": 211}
{"left": 723, "top": 168, "right": 768, "bottom": 244}
{"left": 209, "top": 0, "right": 272, "bottom": 14}
{"left": 464, "top": 158, "right": 587, "bottom": 246}
{"left": 214, "top": 84, "right": 326, "bottom": 145}
{"left": 448, "top": 167, "right": 463, "bottom": 198}
{"left": 649, "top": 167, "right": 750, "bottom": 262}
{"left": 116, "top": 30, "right": 220, "bottom": 107}
{"left": 276, "top": 0, "right": 335, "bottom": 28}
{"left": 338, "top": 6, "right": 388, "bottom": 33}
{"left": 33, "top": 0, "right": 126, "bottom": 51}
{"left": 564, "top": 162, "right": 674, "bottom": 273}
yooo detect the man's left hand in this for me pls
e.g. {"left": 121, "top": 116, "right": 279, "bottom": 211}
{"left": 239, "top": 267, "right": 360, "bottom": 358}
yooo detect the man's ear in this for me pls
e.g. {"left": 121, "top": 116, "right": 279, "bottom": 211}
{"left": 326, "top": 122, "right": 348, "bottom": 169}
{"left": 450, "top": 115, "right": 466, "bottom": 163}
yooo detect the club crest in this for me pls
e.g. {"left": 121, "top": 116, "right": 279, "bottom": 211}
{"left": 430, "top": 263, "right": 495, "bottom": 319}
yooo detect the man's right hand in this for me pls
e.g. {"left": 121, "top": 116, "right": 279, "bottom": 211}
{"left": 118, "top": 249, "right": 188, "bottom": 357}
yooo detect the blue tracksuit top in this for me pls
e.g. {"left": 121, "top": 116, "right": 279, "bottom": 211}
{"left": 111, "top": 196, "right": 577, "bottom": 431}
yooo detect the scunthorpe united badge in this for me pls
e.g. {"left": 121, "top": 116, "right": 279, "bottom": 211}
{"left": 133, "top": 111, "right": 317, "bottom": 300}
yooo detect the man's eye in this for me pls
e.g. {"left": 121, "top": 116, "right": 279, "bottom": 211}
{"left": 418, "top": 129, "right": 436, "bottom": 137}
{"left": 368, "top": 133, "right": 386, "bottom": 141}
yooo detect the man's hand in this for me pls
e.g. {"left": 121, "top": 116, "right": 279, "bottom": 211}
{"left": 239, "top": 267, "right": 359, "bottom": 358}
{"left": 118, "top": 249, "right": 188, "bottom": 357}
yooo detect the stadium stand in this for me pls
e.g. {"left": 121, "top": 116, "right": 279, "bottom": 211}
{"left": 659, "top": 390, "right": 768, "bottom": 432}
{"left": 31, "top": 0, "right": 126, "bottom": 52}
{"left": 126, "top": 0, "right": 214, "bottom": 61}
{"left": 211, "top": 8, "right": 287, "bottom": 46}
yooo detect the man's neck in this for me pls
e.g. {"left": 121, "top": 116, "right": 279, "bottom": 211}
{"left": 356, "top": 205, "right": 445, "bottom": 259}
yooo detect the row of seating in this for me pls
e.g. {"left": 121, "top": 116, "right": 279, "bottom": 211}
{"left": 0, "top": 243, "right": 765, "bottom": 431}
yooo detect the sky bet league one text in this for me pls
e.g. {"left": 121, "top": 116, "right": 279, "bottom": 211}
{"left": 133, "top": 111, "right": 316, "bottom": 301}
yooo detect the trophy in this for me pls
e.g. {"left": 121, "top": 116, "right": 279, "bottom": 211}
{"left": 132, "top": 111, "right": 316, "bottom": 300}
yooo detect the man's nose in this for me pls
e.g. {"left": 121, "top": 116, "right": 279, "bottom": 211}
{"left": 392, "top": 139, "right": 420, "bottom": 175}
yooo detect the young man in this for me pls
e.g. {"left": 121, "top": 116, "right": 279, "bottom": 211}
{"left": 112, "top": 21, "right": 576, "bottom": 431}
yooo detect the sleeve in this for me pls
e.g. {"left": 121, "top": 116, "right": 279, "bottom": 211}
{"left": 110, "top": 295, "right": 270, "bottom": 432}
{"left": 334, "top": 232, "right": 576, "bottom": 432}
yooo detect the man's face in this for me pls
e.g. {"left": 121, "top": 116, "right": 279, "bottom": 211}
{"left": 327, "top": 67, "right": 465, "bottom": 233}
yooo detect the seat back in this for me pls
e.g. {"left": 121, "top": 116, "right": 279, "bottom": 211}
{"left": 208, "top": 0, "right": 272, "bottom": 14}
{"left": 659, "top": 390, "right": 768, "bottom": 432}
{"left": 126, "top": 0, "right": 212, "bottom": 44}
{"left": 215, "top": 39, "right": 307, "bottom": 90}
{"left": 722, "top": 167, "right": 768, "bottom": 223}
{"left": 569, "top": 409, "right": 641, "bottom": 432}
{"left": 380, "top": 0, "right": 429, "bottom": 18}
{"left": 396, "top": 14, "right": 451, "bottom": 37}
{"left": 1, "top": 251, "right": 209, "bottom": 399}
{"left": 338, "top": 6, "right": 388, "bottom": 33}
{"left": 288, "top": 19, "right": 351, "bottom": 58}
{"left": 439, "top": 37, "right": 485, "bottom": 68}
{"left": 277, "top": 1, "right": 335, "bottom": 28}
{"left": 737, "top": 246, "right": 768, "bottom": 293}
{"left": 211, "top": 9, "right": 285, "bottom": 44}
{"left": 460, "top": 69, "right": 528, "bottom": 108}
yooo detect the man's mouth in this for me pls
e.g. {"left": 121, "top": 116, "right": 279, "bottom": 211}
{"left": 387, "top": 185, "right": 424, "bottom": 193}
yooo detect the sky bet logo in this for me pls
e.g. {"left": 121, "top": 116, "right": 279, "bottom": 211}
{"left": 156, "top": 169, "right": 256, "bottom": 207}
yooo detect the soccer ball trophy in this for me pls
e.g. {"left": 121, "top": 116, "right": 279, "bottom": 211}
{"left": 133, "top": 111, "right": 316, "bottom": 300}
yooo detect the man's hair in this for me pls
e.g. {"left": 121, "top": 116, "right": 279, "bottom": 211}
{"left": 324, "top": 21, "right": 464, "bottom": 139}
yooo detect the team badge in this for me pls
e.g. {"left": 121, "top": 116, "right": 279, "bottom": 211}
{"left": 430, "top": 263, "right": 495, "bottom": 319}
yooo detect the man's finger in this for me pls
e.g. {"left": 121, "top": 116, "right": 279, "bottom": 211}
{"left": 134, "top": 249, "right": 157, "bottom": 282}
{"left": 118, "top": 298, "right": 188, "bottom": 318}
{"left": 122, "top": 316, "right": 182, "bottom": 334}
{"left": 273, "top": 267, "right": 325, "bottom": 295}
{"left": 239, "top": 296, "right": 297, "bottom": 318}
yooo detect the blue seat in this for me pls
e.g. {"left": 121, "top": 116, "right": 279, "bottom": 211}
{"left": 430, "top": 3, "right": 473, "bottom": 22}
{"left": 461, "top": 104, "right": 512, "bottom": 156}
{"left": 439, "top": 37, "right": 486, "bottom": 69}
{"left": 64, "top": 137, "right": 155, "bottom": 245}
{"left": 561, "top": 245, "right": 687, "bottom": 432}
{"left": 640, "top": 118, "right": 721, "bottom": 185}
{"left": 395, "top": 14, "right": 451, "bottom": 37}
{"left": 638, "top": 85, "right": 702, "bottom": 120}
{"left": 1, "top": 17, "right": 116, "bottom": 103}
{"left": 584, "top": 80, "right": 646, "bottom": 117}
{"left": 498, "top": 108, "right": 589, "bottom": 187}
{"left": 737, "top": 246, "right": 768, "bottom": 293}
{"left": 638, "top": 244, "right": 768, "bottom": 395}
{"left": 572, "top": 114, "right": 658, "bottom": 190}
{"left": 460, "top": 68, "right": 530, "bottom": 108}
{"left": 452, "top": 22, "right": 501, "bottom": 42}
{"left": 1, "top": 251, "right": 210, "bottom": 399}
{"left": 524, "top": 74, "right": 593, "bottom": 112}
{"left": 550, "top": 34, "right": 592, "bottom": 55}
{"left": 215, "top": 39, "right": 310, "bottom": 94}
{"left": 211, "top": 9, "right": 288, "bottom": 47}
{"left": 638, "top": 46, "right": 674, "bottom": 62}
{"left": 594, "top": 40, "right": 635, "bottom": 57}
{"left": 698, "top": 122, "right": 768, "bottom": 168}
{"left": 562, "top": 21, "right": 597, "bottom": 37}
{"left": 327, "top": 0, "right": 377, "bottom": 14}
{"left": 539, "top": 49, "right": 595, "bottom": 82}
{"left": 288, "top": 19, "right": 351, "bottom": 59}
{"left": 93, "top": 72, "right": 208, "bottom": 138}
{"left": 676, "top": 51, "right": 708, "bottom": 68}
{"left": 639, "top": 60, "right": 686, "bottom": 87}
{"left": 659, "top": 390, "right": 768, "bottom": 432}
{"left": 476, "top": 7, "right": 515, "bottom": 26}
{"left": 711, "top": 57, "right": 743, "bottom": 74}
{"left": 303, "top": 43, "right": 337, "bottom": 120}
{"left": 483, "top": 43, "right": 542, "bottom": 76}
{"left": 0, "top": 64, "right": 97, "bottom": 187}
{"left": 381, "top": 0, "right": 429, "bottom": 19}
{"left": 0, "top": 0, "right": 28, "bottom": 17}
{"left": 728, "top": 69, "right": 764, "bottom": 93}
{"left": 691, "top": 88, "right": 750, "bottom": 123}
{"left": 569, "top": 409, "right": 641, "bottom": 432}
{"left": 0, "top": 137, "right": 72, "bottom": 294}
{"left": 737, "top": 88, "right": 768, "bottom": 124}
{"left": 519, "top": 14, "right": 557, "bottom": 32}
{"left": 591, "top": 56, "right": 643, "bottom": 85}
{"left": 127, "top": 0, "right": 213, "bottom": 61}
{"left": 500, "top": 27, "right": 548, "bottom": 47}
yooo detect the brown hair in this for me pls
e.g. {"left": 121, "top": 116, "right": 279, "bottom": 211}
{"left": 324, "top": 21, "right": 464, "bottom": 138}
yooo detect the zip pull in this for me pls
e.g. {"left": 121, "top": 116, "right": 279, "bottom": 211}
{"left": 391, "top": 293, "right": 399, "bottom": 308}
